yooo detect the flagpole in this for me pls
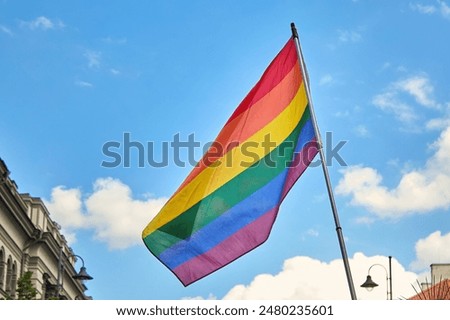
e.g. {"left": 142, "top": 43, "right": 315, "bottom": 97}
{"left": 290, "top": 22, "right": 357, "bottom": 300}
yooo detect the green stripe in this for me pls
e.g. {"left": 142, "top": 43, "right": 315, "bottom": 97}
{"left": 145, "top": 107, "right": 312, "bottom": 256}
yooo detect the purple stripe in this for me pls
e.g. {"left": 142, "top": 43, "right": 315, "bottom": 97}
{"left": 282, "top": 137, "right": 319, "bottom": 199}
{"left": 159, "top": 168, "right": 287, "bottom": 269}
{"left": 172, "top": 139, "right": 318, "bottom": 286}
{"left": 173, "top": 207, "right": 279, "bottom": 286}
{"left": 160, "top": 118, "right": 317, "bottom": 269}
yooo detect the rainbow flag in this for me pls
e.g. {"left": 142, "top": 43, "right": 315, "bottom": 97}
{"left": 142, "top": 37, "right": 319, "bottom": 286}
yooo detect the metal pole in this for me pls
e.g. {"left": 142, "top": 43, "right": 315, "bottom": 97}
{"left": 388, "top": 256, "right": 393, "bottom": 300}
{"left": 290, "top": 22, "right": 357, "bottom": 300}
{"left": 57, "top": 246, "right": 62, "bottom": 299}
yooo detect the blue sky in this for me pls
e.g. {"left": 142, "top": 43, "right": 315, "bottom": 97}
{"left": 1, "top": 0, "right": 450, "bottom": 299}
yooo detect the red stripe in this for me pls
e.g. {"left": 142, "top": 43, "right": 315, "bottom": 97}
{"left": 225, "top": 38, "right": 298, "bottom": 125}
{"left": 176, "top": 62, "right": 301, "bottom": 192}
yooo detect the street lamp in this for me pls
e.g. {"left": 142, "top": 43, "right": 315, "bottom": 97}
{"left": 361, "top": 255, "right": 392, "bottom": 300}
{"left": 71, "top": 255, "right": 93, "bottom": 281}
{"left": 57, "top": 249, "right": 93, "bottom": 299}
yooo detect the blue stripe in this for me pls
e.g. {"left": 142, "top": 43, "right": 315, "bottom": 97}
{"left": 160, "top": 168, "right": 288, "bottom": 269}
{"left": 294, "top": 117, "right": 314, "bottom": 154}
{"left": 159, "top": 119, "right": 316, "bottom": 269}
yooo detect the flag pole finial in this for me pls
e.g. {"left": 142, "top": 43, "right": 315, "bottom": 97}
{"left": 290, "top": 22, "right": 298, "bottom": 39}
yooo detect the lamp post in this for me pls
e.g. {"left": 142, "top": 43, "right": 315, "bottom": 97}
{"left": 69, "top": 255, "right": 94, "bottom": 281}
{"left": 361, "top": 256, "right": 392, "bottom": 300}
{"left": 57, "top": 248, "right": 93, "bottom": 299}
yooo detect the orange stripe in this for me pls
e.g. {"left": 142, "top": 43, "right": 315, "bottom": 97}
{"left": 225, "top": 39, "right": 297, "bottom": 125}
{"left": 142, "top": 83, "right": 308, "bottom": 237}
{"left": 176, "top": 61, "right": 302, "bottom": 193}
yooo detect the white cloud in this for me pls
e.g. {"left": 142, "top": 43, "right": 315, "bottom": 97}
{"left": 334, "top": 110, "right": 350, "bottom": 118}
{"left": 354, "top": 124, "right": 369, "bottom": 137}
{"left": 84, "top": 50, "right": 101, "bottom": 68}
{"left": 44, "top": 178, "right": 168, "bottom": 249}
{"left": 439, "top": 0, "right": 450, "bottom": 18}
{"left": 0, "top": 25, "right": 13, "bottom": 36}
{"left": 372, "top": 91, "right": 418, "bottom": 123}
{"left": 397, "top": 65, "right": 408, "bottom": 72}
{"left": 373, "top": 74, "right": 440, "bottom": 125}
{"left": 410, "top": 3, "right": 437, "bottom": 14}
{"left": 354, "top": 216, "right": 376, "bottom": 224}
{"left": 219, "top": 232, "right": 446, "bottom": 299}
{"left": 380, "top": 62, "right": 391, "bottom": 71}
{"left": 319, "top": 74, "right": 333, "bottom": 86}
{"left": 336, "top": 125, "right": 450, "bottom": 218}
{"left": 410, "top": 231, "right": 450, "bottom": 271}
{"left": 222, "top": 253, "right": 418, "bottom": 300}
{"left": 182, "top": 293, "right": 217, "bottom": 300}
{"left": 46, "top": 186, "right": 86, "bottom": 228}
{"left": 110, "top": 68, "right": 121, "bottom": 75}
{"left": 85, "top": 178, "right": 167, "bottom": 249}
{"left": 337, "top": 29, "right": 362, "bottom": 43}
{"left": 396, "top": 76, "right": 440, "bottom": 109}
{"left": 306, "top": 228, "right": 319, "bottom": 237}
{"left": 410, "top": 1, "right": 450, "bottom": 19}
{"left": 426, "top": 116, "right": 450, "bottom": 130}
{"left": 45, "top": 186, "right": 85, "bottom": 243}
{"left": 20, "top": 16, "right": 64, "bottom": 31}
{"left": 75, "top": 80, "right": 93, "bottom": 88}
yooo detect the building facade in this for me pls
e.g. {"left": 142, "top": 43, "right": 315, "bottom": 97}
{"left": 0, "top": 158, "right": 91, "bottom": 299}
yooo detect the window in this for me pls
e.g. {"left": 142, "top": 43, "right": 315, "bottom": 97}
{"left": 0, "top": 248, "right": 4, "bottom": 290}
{"left": 10, "top": 262, "right": 17, "bottom": 298}
{"left": 4, "top": 257, "right": 18, "bottom": 299}
{"left": 5, "top": 257, "right": 12, "bottom": 295}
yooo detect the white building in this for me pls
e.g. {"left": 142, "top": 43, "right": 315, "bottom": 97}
{"left": 0, "top": 158, "right": 92, "bottom": 299}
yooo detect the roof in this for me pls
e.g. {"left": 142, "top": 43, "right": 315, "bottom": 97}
{"left": 408, "top": 279, "right": 450, "bottom": 300}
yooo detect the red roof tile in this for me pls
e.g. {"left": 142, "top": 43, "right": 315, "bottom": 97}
{"left": 408, "top": 279, "right": 450, "bottom": 300}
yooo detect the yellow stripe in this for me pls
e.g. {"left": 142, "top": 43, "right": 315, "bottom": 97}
{"left": 142, "top": 83, "right": 308, "bottom": 238}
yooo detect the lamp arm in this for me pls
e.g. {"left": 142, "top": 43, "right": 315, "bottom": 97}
{"left": 368, "top": 263, "right": 390, "bottom": 300}
{"left": 70, "top": 254, "right": 86, "bottom": 267}
{"left": 367, "top": 264, "right": 388, "bottom": 278}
